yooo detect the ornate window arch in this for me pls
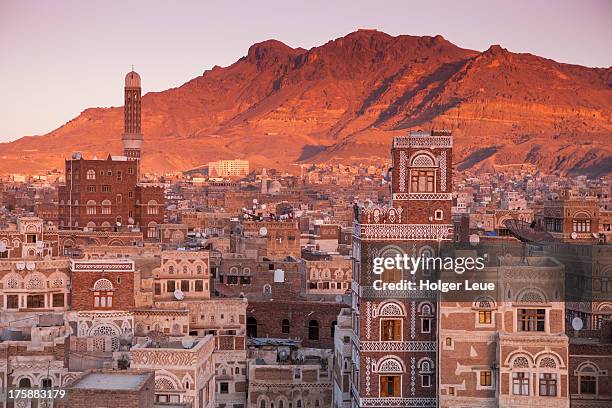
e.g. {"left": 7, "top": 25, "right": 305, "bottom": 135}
{"left": 376, "top": 301, "right": 406, "bottom": 317}
{"left": 474, "top": 296, "right": 496, "bottom": 309}
{"left": 86, "top": 169, "right": 96, "bottom": 180}
{"left": 4, "top": 273, "right": 22, "bottom": 289}
{"left": 93, "top": 278, "right": 114, "bottom": 309}
{"left": 90, "top": 323, "right": 119, "bottom": 337}
{"left": 418, "top": 301, "right": 434, "bottom": 316}
{"left": 375, "top": 356, "right": 405, "bottom": 373}
{"left": 516, "top": 287, "right": 547, "bottom": 303}
{"left": 26, "top": 273, "right": 46, "bottom": 290}
{"left": 410, "top": 153, "right": 436, "bottom": 167}
{"left": 418, "top": 357, "right": 434, "bottom": 373}
{"left": 155, "top": 376, "right": 179, "bottom": 391}
{"left": 509, "top": 353, "right": 533, "bottom": 369}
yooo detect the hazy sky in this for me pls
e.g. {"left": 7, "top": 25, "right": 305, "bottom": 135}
{"left": 1, "top": 0, "right": 610, "bottom": 142}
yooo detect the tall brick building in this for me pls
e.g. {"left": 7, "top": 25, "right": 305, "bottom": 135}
{"left": 350, "top": 130, "right": 454, "bottom": 408}
{"left": 58, "top": 70, "right": 164, "bottom": 239}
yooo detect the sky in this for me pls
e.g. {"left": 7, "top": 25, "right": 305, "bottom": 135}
{"left": 0, "top": 0, "right": 610, "bottom": 142}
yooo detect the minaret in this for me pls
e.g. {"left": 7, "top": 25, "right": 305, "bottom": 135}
{"left": 122, "top": 69, "right": 143, "bottom": 179}
{"left": 261, "top": 168, "right": 268, "bottom": 194}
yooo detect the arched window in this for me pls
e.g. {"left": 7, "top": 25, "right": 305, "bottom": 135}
{"left": 147, "top": 200, "right": 158, "bottom": 215}
{"left": 577, "top": 362, "right": 600, "bottom": 395}
{"left": 86, "top": 200, "right": 96, "bottom": 215}
{"left": 247, "top": 317, "right": 258, "bottom": 337}
{"left": 93, "top": 278, "right": 114, "bottom": 309}
{"left": 572, "top": 211, "right": 591, "bottom": 233}
{"left": 308, "top": 320, "right": 319, "bottom": 341}
{"left": 86, "top": 169, "right": 96, "bottom": 180}
{"left": 101, "top": 199, "right": 112, "bottom": 215}
{"left": 19, "top": 378, "right": 32, "bottom": 388}
{"left": 281, "top": 319, "right": 290, "bottom": 334}
{"left": 86, "top": 221, "right": 96, "bottom": 230}
{"left": 377, "top": 357, "right": 403, "bottom": 397}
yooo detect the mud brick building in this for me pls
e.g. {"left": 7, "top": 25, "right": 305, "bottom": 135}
{"left": 69, "top": 258, "right": 136, "bottom": 311}
{"left": 568, "top": 322, "right": 612, "bottom": 407}
{"left": 0, "top": 216, "right": 59, "bottom": 259}
{"left": 350, "top": 130, "right": 454, "bottom": 408}
{"left": 55, "top": 370, "right": 156, "bottom": 408}
{"left": 57, "top": 70, "right": 164, "bottom": 239}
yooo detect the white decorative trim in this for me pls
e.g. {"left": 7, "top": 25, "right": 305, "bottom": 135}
{"left": 393, "top": 193, "right": 452, "bottom": 200}
{"left": 399, "top": 151, "right": 407, "bottom": 192}
{"left": 411, "top": 356, "right": 416, "bottom": 396}
{"left": 438, "top": 151, "right": 447, "bottom": 191}
{"left": 411, "top": 302, "right": 416, "bottom": 339}
{"left": 366, "top": 302, "right": 372, "bottom": 340}
{"left": 360, "top": 341, "right": 436, "bottom": 352}
{"left": 358, "top": 224, "right": 453, "bottom": 241}
{"left": 394, "top": 135, "right": 453, "bottom": 148}
{"left": 365, "top": 356, "right": 372, "bottom": 395}
{"left": 360, "top": 397, "right": 436, "bottom": 407}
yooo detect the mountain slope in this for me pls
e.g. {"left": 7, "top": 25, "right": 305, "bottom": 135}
{"left": 1, "top": 30, "right": 610, "bottom": 176}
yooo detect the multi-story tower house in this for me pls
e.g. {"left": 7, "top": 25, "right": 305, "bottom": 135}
{"left": 58, "top": 70, "right": 164, "bottom": 240}
{"left": 350, "top": 130, "right": 453, "bottom": 408}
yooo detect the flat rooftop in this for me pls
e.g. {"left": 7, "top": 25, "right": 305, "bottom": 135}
{"left": 72, "top": 372, "right": 150, "bottom": 391}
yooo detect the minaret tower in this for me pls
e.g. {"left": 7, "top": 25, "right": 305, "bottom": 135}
{"left": 122, "top": 69, "right": 143, "bottom": 179}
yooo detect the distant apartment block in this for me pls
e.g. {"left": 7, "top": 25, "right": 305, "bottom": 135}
{"left": 208, "top": 159, "right": 249, "bottom": 178}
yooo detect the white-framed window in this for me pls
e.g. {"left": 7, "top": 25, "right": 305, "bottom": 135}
{"left": 86, "top": 200, "right": 96, "bottom": 215}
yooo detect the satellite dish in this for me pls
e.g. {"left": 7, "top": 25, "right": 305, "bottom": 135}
{"left": 571, "top": 317, "right": 583, "bottom": 331}
{"left": 261, "top": 204, "right": 267, "bottom": 210}
{"left": 116, "top": 222, "right": 122, "bottom": 227}
{"left": 174, "top": 290, "right": 185, "bottom": 300}
{"left": 16, "top": 262, "right": 25, "bottom": 270}
{"left": 570, "top": 232, "right": 578, "bottom": 240}
{"left": 253, "top": 199, "right": 258, "bottom": 204}
{"left": 26, "top": 262, "right": 35, "bottom": 271}
{"left": 0, "top": 242, "right": 7, "bottom": 253}
{"left": 259, "top": 227, "right": 268, "bottom": 237}
{"left": 469, "top": 234, "right": 480, "bottom": 246}
{"left": 181, "top": 336, "right": 194, "bottom": 349}
{"left": 128, "top": 217, "right": 134, "bottom": 225}
{"left": 477, "top": 221, "right": 484, "bottom": 229}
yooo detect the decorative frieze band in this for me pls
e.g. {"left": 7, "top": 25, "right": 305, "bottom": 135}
{"left": 359, "top": 341, "right": 436, "bottom": 352}
{"left": 360, "top": 397, "right": 437, "bottom": 407}
{"left": 357, "top": 224, "right": 453, "bottom": 241}
{"left": 393, "top": 136, "right": 452, "bottom": 149}
{"left": 392, "top": 193, "right": 452, "bottom": 201}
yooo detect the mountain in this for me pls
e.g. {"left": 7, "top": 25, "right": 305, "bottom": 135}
{"left": 1, "top": 29, "right": 611, "bottom": 176}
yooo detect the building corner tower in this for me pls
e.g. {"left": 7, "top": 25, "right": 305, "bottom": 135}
{"left": 122, "top": 69, "right": 143, "bottom": 180}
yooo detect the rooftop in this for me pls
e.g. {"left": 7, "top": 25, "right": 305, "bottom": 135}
{"left": 72, "top": 372, "right": 151, "bottom": 391}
